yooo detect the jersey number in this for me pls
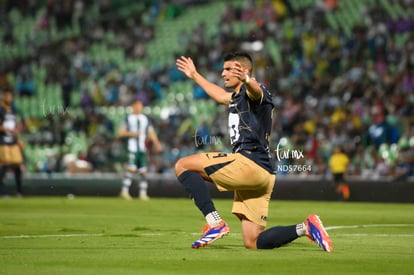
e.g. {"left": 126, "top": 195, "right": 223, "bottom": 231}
{"left": 228, "top": 112, "right": 240, "bottom": 144}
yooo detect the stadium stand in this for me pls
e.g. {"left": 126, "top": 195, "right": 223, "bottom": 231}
{"left": 0, "top": 0, "right": 413, "bottom": 182}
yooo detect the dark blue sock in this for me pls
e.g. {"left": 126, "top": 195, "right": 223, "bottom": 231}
{"left": 256, "top": 225, "right": 299, "bottom": 249}
{"left": 0, "top": 165, "right": 8, "bottom": 195}
{"left": 177, "top": 170, "right": 216, "bottom": 216}
{"left": 12, "top": 166, "right": 22, "bottom": 194}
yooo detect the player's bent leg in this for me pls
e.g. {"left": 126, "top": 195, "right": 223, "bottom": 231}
{"left": 120, "top": 169, "right": 134, "bottom": 200}
{"left": 176, "top": 154, "right": 226, "bottom": 248}
{"left": 241, "top": 219, "right": 265, "bottom": 249}
{"left": 256, "top": 224, "right": 300, "bottom": 249}
{"left": 174, "top": 154, "right": 208, "bottom": 178}
{"left": 175, "top": 154, "right": 212, "bottom": 203}
{"left": 137, "top": 172, "right": 150, "bottom": 201}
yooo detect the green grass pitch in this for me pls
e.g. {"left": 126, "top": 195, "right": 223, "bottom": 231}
{"left": 1, "top": 197, "right": 413, "bottom": 274}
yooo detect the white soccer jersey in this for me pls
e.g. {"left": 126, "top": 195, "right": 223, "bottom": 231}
{"left": 122, "top": 113, "right": 150, "bottom": 153}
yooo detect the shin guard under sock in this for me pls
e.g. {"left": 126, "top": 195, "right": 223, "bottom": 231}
{"left": 256, "top": 225, "right": 299, "bottom": 249}
{"left": 177, "top": 170, "right": 216, "bottom": 216}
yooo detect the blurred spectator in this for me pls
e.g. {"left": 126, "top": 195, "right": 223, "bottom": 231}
{"left": 16, "top": 65, "right": 35, "bottom": 97}
{"left": 394, "top": 147, "right": 414, "bottom": 180}
{"left": 373, "top": 155, "right": 391, "bottom": 178}
{"left": 62, "top": 153, "right": 92, "bottom": 174}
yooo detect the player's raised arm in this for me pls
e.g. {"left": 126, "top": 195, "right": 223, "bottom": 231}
{"left": 176, "top": 56, "right": 231, "bottom": 105}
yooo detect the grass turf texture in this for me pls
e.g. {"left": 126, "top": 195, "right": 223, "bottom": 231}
{"left": 1, "top": 197, "right": 413, "bottom": 275}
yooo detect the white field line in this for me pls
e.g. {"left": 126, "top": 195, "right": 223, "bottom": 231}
{"left": 1, "top": 224, "right": 413, "bottom": 239}
{"left": 335, "top": 234, "right": 414, "bottom": 237}
{"left": 0, "top": 233, "right": 105, "bottom": 239}
{"left": 325, "top": 224, "right": 414, "bottom": 231}
{"left": 325, "top": 224, "right": 414, "bottom": 237}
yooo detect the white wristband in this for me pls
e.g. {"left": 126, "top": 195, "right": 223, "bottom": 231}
{"left": 244, "top": 75, "right": 250, "bottom": 83}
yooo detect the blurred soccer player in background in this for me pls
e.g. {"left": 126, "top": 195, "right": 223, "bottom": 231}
{"left": 175, "top": 51, "right": 332, "bottom": 251}
{"left": 118, "top": 97, "right": 162, "bottom": 200}
{"left": 329, "top": 145, "right": 350, "bottom": 200}
{"left": 0, "top": 90, "right": 24, "bottom": 197}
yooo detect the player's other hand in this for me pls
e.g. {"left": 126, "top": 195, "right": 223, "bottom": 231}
{"left": 176, "top": 56, "right": 197, "bottom": 79}
{"left": 6, "top": 128, "right": 19, "bottom": 136}
{"left": 231, "top": 61, "right": 247, "bottom": 82}
{"left": 154, "top": 143, "right": 163, "bottom": 154}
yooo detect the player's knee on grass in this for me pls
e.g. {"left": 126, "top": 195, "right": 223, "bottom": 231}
{"left": 243, "top": 237, "right": 258, "bottom": 249}
{"left": 241, "top": 219, "right": 263, "bottom": 249}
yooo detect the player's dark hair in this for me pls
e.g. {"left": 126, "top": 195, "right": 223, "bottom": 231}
{"left": 224, "top": 51, "right": 253, "bottom": 63}
{"left": 224, "top": 51, "right": 253, "bottom": 72}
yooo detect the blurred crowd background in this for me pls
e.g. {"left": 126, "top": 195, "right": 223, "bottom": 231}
{"left": 0, "top": 0, "right": 413, "bottom": 180}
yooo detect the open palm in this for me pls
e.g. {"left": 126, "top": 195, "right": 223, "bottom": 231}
{"left": 176, "top": 56, "right": 197, "bottom": 79}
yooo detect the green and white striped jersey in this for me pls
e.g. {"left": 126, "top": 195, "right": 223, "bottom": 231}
{"left": 121, "top": 113, "right": 151, "bottom": 153}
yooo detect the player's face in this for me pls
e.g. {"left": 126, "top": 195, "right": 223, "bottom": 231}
{"left": 132, "top": 100, "right": 143, "bottom": 114}
{"left": 2, "top": 92, "right": 13, "bottom": 104}
{"left": 221, "top": 61, "right": 241, "bottom": 89}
